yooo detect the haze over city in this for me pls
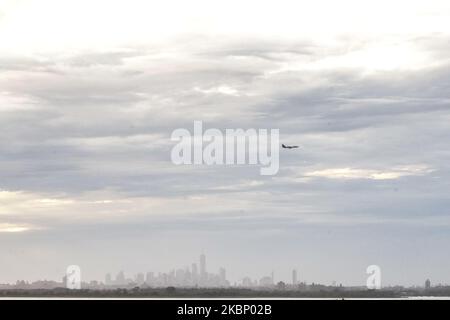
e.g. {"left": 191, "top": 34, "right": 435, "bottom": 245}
{"left": 1, "top": 0, "right": 450, "bottom": 287}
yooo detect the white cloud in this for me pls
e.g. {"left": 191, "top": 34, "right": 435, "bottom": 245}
{"left": 305, "top": 165, "right": 434, "bottom": 180}
{"left": 194, "top": 85, "right": 240, "bottom": 96}
{"left": 0, "top": 223, "right": 31, "bottom": 233}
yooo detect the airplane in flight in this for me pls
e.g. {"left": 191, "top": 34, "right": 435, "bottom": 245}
{"left": 281, "top": 144, "right": 299, "bottom": 149}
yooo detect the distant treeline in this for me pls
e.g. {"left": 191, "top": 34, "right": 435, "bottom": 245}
{"left": 2, "top": 286, "right": 450, "bottom": 298}
{"left": 0, "top": 287, "right": 430, "bottom": 298}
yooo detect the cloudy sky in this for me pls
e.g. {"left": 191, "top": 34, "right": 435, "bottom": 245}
{"left": 1, "top": 0, "right": 450, "bottom": 286}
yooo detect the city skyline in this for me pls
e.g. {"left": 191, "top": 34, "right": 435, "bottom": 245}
{"left": 0, "top": 253, "right": 444, "bottom": 290}
{"left": 104, "top": 253, "right": 229, "bottom": 288}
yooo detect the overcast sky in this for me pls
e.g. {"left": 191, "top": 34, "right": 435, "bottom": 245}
{"left": 1, "top": 0, "right": 450, "bottom": 286}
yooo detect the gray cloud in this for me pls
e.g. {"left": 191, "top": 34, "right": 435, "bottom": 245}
{"left": 1, "top": 29, "right": 450, "bottom": 285}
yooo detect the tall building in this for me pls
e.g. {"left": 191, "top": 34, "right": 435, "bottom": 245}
{"left": 242, "top": 277, "right": 253, "bottom": 287}
{"left": 200, "top": 254, "right": 207, "bottom": 282}
{"left": 116, "top": 271, "right": 126, "bottom": 286}
{"left": 292, "top": 269, "right": 297, "bottom": 285}
{"left": 425, "top": 279, "right": 431, "bottom": 289}
{"left": 136, "top": 273, "right": 145, "bottom": 285}
{"left": 105, "top": 273, "right": 112, "bottom": 286}
{"left": 146, "top": 272, "right": 154, "bottom": 285}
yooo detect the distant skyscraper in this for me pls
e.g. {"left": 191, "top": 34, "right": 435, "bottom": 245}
{"left": 292, "top": 269, "right": 297, "bottom": 285}
{"left": 242, "top": 277, "right": 253, "bottom": 287}
{"left": 200, "top": 254, "right": 207, "bottom": 281}
{"left": 425, "top": 279, "right": 431, "bottom": 289}
{"left": 136, "top": 273, "right": 145, "bottom": 285}
{"left": 116, "top": 271, "right": 126, "bottom": 286}
{"left": 146, "top": 272, "right": 154, "bottom": 285}
{"left": 105, "top": 273, "right": 112, "bottom": 286}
